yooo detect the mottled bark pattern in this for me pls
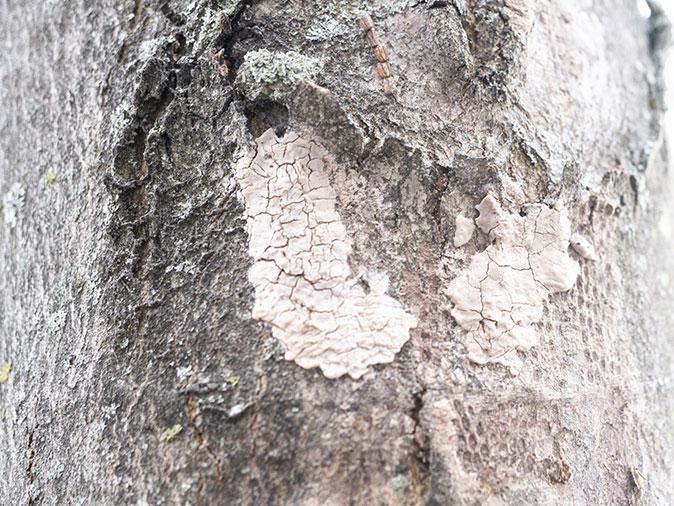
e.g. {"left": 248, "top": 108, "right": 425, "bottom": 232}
{"left": 1, "top": 1, "right": 673, "bottom": 505}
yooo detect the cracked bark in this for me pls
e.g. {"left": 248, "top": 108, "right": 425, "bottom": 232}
{"left": 1, "top": 1, "right": 673, "bottom": 505}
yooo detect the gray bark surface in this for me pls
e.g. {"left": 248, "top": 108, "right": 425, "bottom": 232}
{"left": 1, "top": 0, "right": 673, "bottom": 504}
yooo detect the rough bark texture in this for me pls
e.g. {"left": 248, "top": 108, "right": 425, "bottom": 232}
{"left": 1, "top": 0, "right": 673, "bottom": 504}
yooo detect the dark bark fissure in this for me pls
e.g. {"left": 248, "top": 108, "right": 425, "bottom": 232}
{"left": 215, "top": 1, "right": 292, "bottom": 141}
{"left": 409, "top": 386, "right": 431, "bottom": 498}
{"left": 185, "top": 392, "right": 224, "bottom": 500}
{"left": 26, "top": 428, "right": 36, "bottom": 505}
{"left": 244, "top": 99, "right": 289, "bottom": 138}
{"left": 426, "top": 163, "right": 452, "bottom": 244}
{"left": 212, "top": 0, "right": 259, "bottom": 85}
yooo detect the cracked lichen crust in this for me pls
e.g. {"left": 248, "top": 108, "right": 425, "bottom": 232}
{"left": 447, "top": 194, "right": 580, "bottom": 374}
{"left": 234, "top": 129, "right": 417, "bottom": 379}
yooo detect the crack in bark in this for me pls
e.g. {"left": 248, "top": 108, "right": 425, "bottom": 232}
{"left": 246, "top": 370, "right": 266, "bottom": 499}
{"left": 26, "top": 428, "right": 36, "bottom": 505}
{"left": 212, "top": 0, "right": 260, "bottom": 85}
{"left": 185, "top": 392, "right": 223, "bottom": 503}
{"left": 427, "top": 164, "right": 450, "bottom": 236}
{"left": 409, "top": 386, "right": 430, "bottom": 500}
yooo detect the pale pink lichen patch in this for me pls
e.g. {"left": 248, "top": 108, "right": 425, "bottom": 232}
{"left": 447, "top": 193, "right": 581, "bottom": 374}
{"left": 453, "top": 214, "right": 475, "bottom": 247}
{"left": 234, "top": 129, "right": 417, "bottom": 379}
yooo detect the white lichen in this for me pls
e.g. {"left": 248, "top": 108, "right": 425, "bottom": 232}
{"left": 234, "top": 129, "right": 417, "bottom": 379}
{"left": 307, "top": 15, "right": 350, "bottom": 41}
{"left": 236, "top": 49, "right": 322, "bottom": 100}
{"left": 569, "top": 233, "right": 598, "bottom": 261}
{"left": 215, "top": 0, "right": 243, "bottom": 16}
{"left": 46, "top": 310, "right": 67, "bottom": 335}
{"left": 176, "top": 365, "right": 193, "bottom": 382}
{"left": 165, "top": 261, "right": 197, "bottom": 275}
{"left": 453, "top": 214, "right": 475, "bottom": 247}
{"left": 228, "top": 403, "right": 249, "bottom": 418}
{"left": 446, "top": 193, "right": 581, "bottom": 374}
{"left": 1, "top": 182, "right": 25, "bottom": 228}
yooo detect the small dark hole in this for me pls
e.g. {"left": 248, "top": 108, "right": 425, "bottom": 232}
{"left": 244, "top": 100, "right": 289, "bottom": 138}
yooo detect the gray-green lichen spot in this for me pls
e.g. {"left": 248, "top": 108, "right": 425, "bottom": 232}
{"left": 236, "top": 49, "right": 322, "bottom": 100}
{"left": 160, "top": 424, "right": 183, "bottom": 443}
{"left": 0, "top": 408, "right": 6, "bottom": 422}
{"left": 389, "top": 474, "right": 411, "bottom": 496}
{"left": 0, "top": 361, "right": 11, "bottom": 383}
{"left": 45, "top": 170, "right": 57, "bottom": 185}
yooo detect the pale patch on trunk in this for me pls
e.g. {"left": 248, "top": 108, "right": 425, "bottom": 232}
{"left": 447, "top": 194, "right": 581, "bottom": 374}
{"left": 453, "top": 214, "right": 475, "bottom": 247}
{"left": 234, "top": 129, "right": 417, "bottom": 379}
{"left": 504, "top": 0, "right": 534, "bottom": 40}
{"left": 569, "top": 233, "right": 598, "bottom": 261}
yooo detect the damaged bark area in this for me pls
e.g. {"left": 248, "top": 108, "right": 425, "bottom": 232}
{"left": 1, "top": 0, "right": 673, "bottom": 505}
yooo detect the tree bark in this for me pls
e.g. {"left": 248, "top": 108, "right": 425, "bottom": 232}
{"left": 1, "top": 0, "right": 673, "bottom": 504}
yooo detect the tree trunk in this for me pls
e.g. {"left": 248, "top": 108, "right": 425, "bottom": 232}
{"left": 1, "top": 0, "right": 673, "bottom": 504}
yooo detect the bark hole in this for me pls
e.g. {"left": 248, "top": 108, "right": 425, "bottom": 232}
{"left": 244, "top": 100, "right": 289, "bottom": 138}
